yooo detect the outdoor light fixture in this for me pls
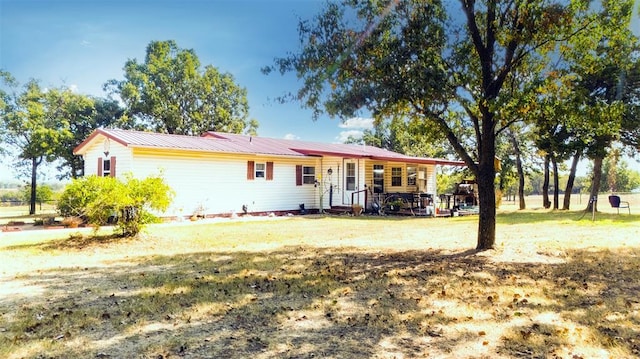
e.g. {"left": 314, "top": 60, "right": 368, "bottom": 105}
{"left": 327, "top": 168, "right": 333, "bottom": 175}
{"left": 103, "top": 138, "right": 111, "bottom": 158}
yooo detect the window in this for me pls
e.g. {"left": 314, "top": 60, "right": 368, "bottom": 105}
{"left": 249, "top": 161, "right": 273, "bottom": 181}
{"left": 255, "top": 163, "right": 266, "bottom": 178}
{"left": 303, "top": 166, "right": 315, "bottom": 184}
{"left": 98, "top": 156, "right": 116, "bottom": 177}
{"left": 103, "top": 159, "right": 111, "bottom": 177}
{"left": 373, "top": 164, "right": 384, "bottom": 193}
{"left": 392, "top": 167, "right": 402, "bottom": 186}
{"left": 407, "top": 166, "right": 417, "bottom": 186}
{"left": 346, "top": 162, "right": 356, "bottom": 190}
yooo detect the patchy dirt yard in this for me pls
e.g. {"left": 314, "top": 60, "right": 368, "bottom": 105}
{"left": 1, "top": 212, "right": 639, "bottom": 358}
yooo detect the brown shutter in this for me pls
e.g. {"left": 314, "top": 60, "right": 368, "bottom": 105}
{"left": 247, "top": 161, "right": 255, "bottom": 180}
{"left": 266, "top": 162, "right": 274, "bottom": 181}
{"left": 110, "top": 156, "right": 116, "bottom": 177}
{"left": 97, "top": 158, "right": 103, "bottom": 176}
{"left": 296, "top": 165, "right": 303, "bottom": 186}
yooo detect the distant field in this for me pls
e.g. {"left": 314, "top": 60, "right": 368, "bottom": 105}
{"left": 0, "top": 203, "right": 57, "bottom": 220}
{"left": 500, "top": 192, "right": 640, "bottom": 214}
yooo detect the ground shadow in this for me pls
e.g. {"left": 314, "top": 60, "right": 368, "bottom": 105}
{"left": 1, "top": 245, "right": 639, "bottom": 358}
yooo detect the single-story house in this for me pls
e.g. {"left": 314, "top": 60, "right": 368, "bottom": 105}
{"left": 73, "top": 129, "right": 463, "bottom": 218}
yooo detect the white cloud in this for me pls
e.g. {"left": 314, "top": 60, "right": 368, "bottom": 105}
{"left": 283, "top": 133, "right": 300, "bottom": 140}
{"left": 335, "top": 130, "right": 364, "bottom": 143}
{"left": 339, "top": 117, "right": 374, "bottom": 129}
{"left": 68, "top": 84, "right": 78, "bottom": 92}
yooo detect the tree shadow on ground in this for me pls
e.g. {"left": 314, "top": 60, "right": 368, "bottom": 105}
{"left": 3, "top": 232, "right": 130, "bottom": 251}
{"left": 1, "top": 245, "right": 639, "bottom": 358}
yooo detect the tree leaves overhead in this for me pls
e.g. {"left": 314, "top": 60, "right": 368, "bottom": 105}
{"left": 106, "top": 40, "right": 255, "bottom": 136}
{"left": 265, "top": 0, "right": 578, "bottom": 250}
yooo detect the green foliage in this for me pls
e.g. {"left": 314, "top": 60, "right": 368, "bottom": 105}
{"left": 599, "top": 153, "right": 640, "bottom": 193}
{"left": 57, "top": 174, "right": 174, "bottom": 236}
{"left": 51, "top": 93, "right": 125, "bottom": 179}
{"left": 0, "top": 78, "right": 69, "bottom": 214}
{"left": 345, "top": 116, "right": 452, "bottom": 159}
{"left": 0, "top": 190, "right": 22, "bottom": 202}
{"left": 436, "top": 168, "right": 469, "bottom": 195}
{"left": 106, "top": 40, "right": 256, "bottom": 136}
{"left": 265, "top": 0, "right": 581, "bottom": 250}
{"left": 21, "top": 184, "right": 55, "bottom": 203}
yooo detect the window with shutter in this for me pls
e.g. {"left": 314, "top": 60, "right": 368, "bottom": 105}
{"left": 302, "top": 166, "right": 315, "bottom": 184}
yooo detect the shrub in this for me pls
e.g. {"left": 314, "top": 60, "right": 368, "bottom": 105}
{"left": 58, "top": 174, "right": 174, "bottom": 236}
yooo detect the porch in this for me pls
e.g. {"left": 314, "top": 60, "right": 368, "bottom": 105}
{"left": 328, "top": 190, "right": 437, "bottom": 217}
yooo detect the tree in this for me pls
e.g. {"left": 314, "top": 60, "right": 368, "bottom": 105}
{"left": 345, "top": 115, "right": 452, "bottom": 159}
{"left": 507, "top": 128, "right": 526, "bottom": 209}
{"left": 0, "top": 79, "right": 69, "bottom": 215}
{"left": 619, "top": 58, "right": 640, "bottom": 153}
{"left": 265, "top": 0, "right": 574, "bottom": 250}
{"left": 599, "top": 151, "right": 640, "bottom": 193}
{"left": 106, "top": 40, "right": 256, "bottom": 136}
{"left": 52, "top": 93, "right": 125, "bottom": 179}
{"left": 555, "top": 1, "right": 637, "bottom": 212}
{"left": 21, "top": 183, "right": 54, "bottom": 207}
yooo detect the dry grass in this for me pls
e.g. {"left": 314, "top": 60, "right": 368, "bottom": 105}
{"left": 1, "top": 209, "right": 639, "bottom": 359}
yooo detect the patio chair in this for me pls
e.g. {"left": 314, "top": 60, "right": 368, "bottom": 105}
{"left": 608, "top": 195, "right": 630, "bottom": 214}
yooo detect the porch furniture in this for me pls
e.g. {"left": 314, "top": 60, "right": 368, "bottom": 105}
{"left": 608, "top": 195, "right": 630, "bottom": 214}
{"left": 381, "top": 192, "right": 434, "bottom": 216}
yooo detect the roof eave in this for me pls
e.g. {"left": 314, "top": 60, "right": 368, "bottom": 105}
{"left": 73, "top": 129, "right": 129, "bottom": 155}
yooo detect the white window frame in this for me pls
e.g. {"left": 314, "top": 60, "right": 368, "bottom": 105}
{"left": 255, "top": 162, "right": 266, "bottom": 179}
{"left": 391, "top": 167, "right": 402, "bottom": 187}
{"left": 302, "top": 166, "right": 316, "bottom": 184}
{"left": 346, "top": 162, "right": 356, "bottom": 191}
{"left": 373, "top": 164, "right": 384, "bottom": 193}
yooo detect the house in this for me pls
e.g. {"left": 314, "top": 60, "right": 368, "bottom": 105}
{"left": 73, "top": 129, "right": 463, "bottom": 218}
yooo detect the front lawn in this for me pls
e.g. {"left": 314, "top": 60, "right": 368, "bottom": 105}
{"left": 1, "top": 211, "right": 639, "bottom": 358}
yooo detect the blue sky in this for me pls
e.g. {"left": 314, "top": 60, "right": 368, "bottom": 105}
{"left": 0, "top": 0, "right": 373, "bottom": 145}
{"left": 1, "top": 0, "right": 639, "bottom": 181}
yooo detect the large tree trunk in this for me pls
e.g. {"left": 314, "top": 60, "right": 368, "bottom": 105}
{"left": 475, "top": 126, "right": 496, "bottom": 251}
{"left": 562, "top": 150, "right": 580, "bottom": 210}
{"left": 508, "top": 130, "right": 526, "bottom": 210}
{"left": 587, "top": 155, "right": 604, "bottom": 212}
{"left": 552, "top": 156, "right": 559, "bottom": 210}
{"left": 542, "top": 154, "right": 551, "bottom": 209}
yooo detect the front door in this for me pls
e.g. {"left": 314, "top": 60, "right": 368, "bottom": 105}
{"left": 343, "top": 160, "right": 357, "bottom": 204}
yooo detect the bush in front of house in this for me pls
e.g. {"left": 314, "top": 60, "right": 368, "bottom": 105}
{"left": 57, "top": 174, "right": 174, "bottom": 236}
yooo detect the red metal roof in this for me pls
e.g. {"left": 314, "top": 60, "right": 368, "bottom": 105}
{"left": 74, "top": 129, "right": 465, "bottom": 166}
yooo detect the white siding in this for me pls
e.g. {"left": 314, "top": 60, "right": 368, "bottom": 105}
{"left": 82, "top": 136, "right": 133, "bottom": 178}
{"left": 79, "top": 136, "right": 443, "bottom": 217}
{"left": 130, "top": 150, "right": 321, "bottom": 218}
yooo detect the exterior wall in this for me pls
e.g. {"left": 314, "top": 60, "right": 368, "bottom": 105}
{"left": 315, "top": 156, "right": 367, "bottom": 208}
{"left": 82, "top": 136, "right": 133, "bottom": 177}
{"left": 130, "top": 149, "right": 321, "bottom": 218}
{"left": 79, "top": 134, "right": 443, "bottom": 216}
